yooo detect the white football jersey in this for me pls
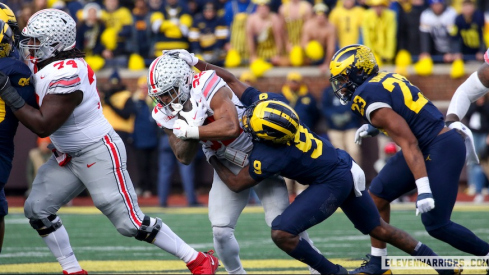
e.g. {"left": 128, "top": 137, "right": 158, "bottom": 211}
{"left": 31, "top": 58, "right": 113, "bottom": 153}
{"left": 152, "top": 70, "right": 253, "bottom": 155}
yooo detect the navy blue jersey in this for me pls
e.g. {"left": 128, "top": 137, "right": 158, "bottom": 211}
{"left": 350, "top": 72, "right": 444, "bottom": 150}
{"left": 241, "top": 87, "right": 352, "bottom": 184}
{"left": 0, "top": 57, "right": 36, "bottom": 183}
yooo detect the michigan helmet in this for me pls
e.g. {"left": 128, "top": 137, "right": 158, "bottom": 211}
{"left": 147, "top": 53, "right": 193, "bottom": 115}
{"left": 0, "top": 3, "right": 19, "bottom": 45}
{"left": 20, "top": 9, "right": 76, "bottom": 62}
{"left": 242, "top": 100, "right": 300, "bottom": 144}
{"left": 329, "top": 44, "right": 379, "bottom": 105}
{"left": 0, "top": 20, "right": 14, "bottom": 58}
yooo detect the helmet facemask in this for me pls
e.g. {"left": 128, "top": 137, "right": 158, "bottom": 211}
{"left": 330, "top": 69, "right": 357, "bottom": 105}
{"left": 19, "top": 36, "right": 65, "bottom": 62}
{"left": 149, "top": 73, "right": 191, "bottom": 116}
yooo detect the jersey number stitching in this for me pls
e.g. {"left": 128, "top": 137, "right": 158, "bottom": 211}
{"left": 253, "top": 160, "right": 262, "bottom": 174}
{"left": 294, "top": 125, "right": 323, "bottom": 159}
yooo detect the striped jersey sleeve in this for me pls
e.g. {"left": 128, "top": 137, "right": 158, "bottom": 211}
{"left": 194, "top": 70, "right": 227, "bottom": 103}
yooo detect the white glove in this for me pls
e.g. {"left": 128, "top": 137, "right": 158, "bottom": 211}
{"left": 179, "top": 97, "right": 208, "bottom": 127}
{"left": 448, "top": 121, "right": 479, "bottom": 165}
{"left": 202, "top": 145, "right": 216, "bottom": 163}
{"left": 415, "top": 177, "right": 435, "bottom": 216}
{"left": 354, "top": 124, "right": 380, "bottom": 145}
{"left": 173, "top": 119, "right": 199, "bottom": 140}
{"left": 163, "top": 49, "right": 198, "bottom": 66}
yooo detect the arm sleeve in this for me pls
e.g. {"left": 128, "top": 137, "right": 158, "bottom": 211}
{"left": 447, "top": 71, "right": 489, "bottom": 119}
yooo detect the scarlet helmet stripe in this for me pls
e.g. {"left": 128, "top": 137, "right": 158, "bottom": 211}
{"left": 103, "top": 134, "right": 142, "bottom": 228}
{"left": 148, "top": 56, "right": 163, "bottom": 93}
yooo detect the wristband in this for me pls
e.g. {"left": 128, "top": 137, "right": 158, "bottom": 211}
{"left": 415, "top": 177, "right": 431, "bottom": 194}
{"left": 186, "top": 125, "right": 200, "bottom": 139}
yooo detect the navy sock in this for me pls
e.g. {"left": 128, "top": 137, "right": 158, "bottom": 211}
{"left": 411, "top": 243, "right": 436, "bottom": 257}
{"left": 428, "top": 222, "right": 489, "bottom": 256}
{"left": 287, "top": 238, "right": 338, "bottom": 274}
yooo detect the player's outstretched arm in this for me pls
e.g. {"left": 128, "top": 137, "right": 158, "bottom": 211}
{"left": 194, "top": 60, "right": 250, "bottom": 100}
{"left": 163, "top": 128, "right": 199, "bottom": 165}
{"left": 209, "top": 156, "right": 258, "bottom": 192}
{"left": 370, "top": 108, "right": 434, "bottom": 215}
{"left": 446, "top": 63, "right": 489, "bottom": 122}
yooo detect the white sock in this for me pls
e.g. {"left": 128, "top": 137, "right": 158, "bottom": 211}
{"left": 41, "top": 219, "right": 82, "bottom": 273}
{"left": 152, "top": 220, "right": 198, "bottom": 263}
{"left": 213, "top": 226, "right": 246, "bottom": 274}
{"left": 371, "top": 247, "right": 388, "bottom": 257}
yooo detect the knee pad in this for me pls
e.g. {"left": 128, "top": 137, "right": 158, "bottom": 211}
{"left": 29, "top": 215, "right": 62, "bottom": 237}
{"left": 212, "top": 226, "right": 234, "bottom": 243}
{"left": 135, "top": 215, "right": 162, "bottom": 243}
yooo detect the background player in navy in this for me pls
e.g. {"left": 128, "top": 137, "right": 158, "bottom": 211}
{"left": 329, "top": 44, "right": 489, "bottom": 274}
{"left": 171, "top": 50, "right": 462, "bottom": 275}
{"left": 0, "top": 19, "right": 37, "bottom": 253}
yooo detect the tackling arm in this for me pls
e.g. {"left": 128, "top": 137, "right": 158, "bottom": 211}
{"left": 163, "top": 128, "right": 199, "bottom": 165}
{"left": 209, "top": 156, "right": 258, "bottom": 192}
{"left": 194, "top": 60, "right": 250, "bottom": 100}
{"left": 446, "top": 64, "right": 489, "bottom": 122}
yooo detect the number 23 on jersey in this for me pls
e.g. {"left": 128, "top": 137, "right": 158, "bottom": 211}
{"left": 352, "top": 73, "right": 428, "bottom": 115}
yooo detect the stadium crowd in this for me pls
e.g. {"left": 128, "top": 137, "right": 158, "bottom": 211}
{"left": 3, "top": 0, "right": 489, "bottom": 205}
{"left": 3, "top": 0, "right": 489, "bottom": 72}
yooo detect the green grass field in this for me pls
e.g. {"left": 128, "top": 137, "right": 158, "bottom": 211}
{"left": 1, "top": 204, "right": 488, "bottom": 274}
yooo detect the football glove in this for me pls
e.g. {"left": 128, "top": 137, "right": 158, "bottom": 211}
{"left": 179, "top": 97, "right": 208, "bottom": 127}
{"left": 173, "top": 119, "right": 199, "bottom": 140}
{"left": 202, "top": 144, "right": 226, "bottom": 163}
{"left": 354, "top": 124, "right": 380, "bottom": 145}
{"left": 163, "top": 49, "right": 199, "bottom": 66}
{"left": 0, "top": 71, "right": 25, "bottom": 111}
{"left": 415, "top": 177, "right": 435, "bottom": 216}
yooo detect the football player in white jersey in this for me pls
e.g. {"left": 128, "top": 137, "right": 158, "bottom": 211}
{"left": 446, "top": 48, "right": 489, "bottom": 124}
{"left": 148, "top": 53, "right": 322, "bottom": 274}
{"left": 0, "top": 9, "right": 219, "bottom": 275}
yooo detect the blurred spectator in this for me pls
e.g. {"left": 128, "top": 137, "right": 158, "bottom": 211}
{"left": 32, "top": 0, "right": 48, "bottom": 13}
{"left": 329, "top": 0, "right": 365, "bottom": 48}
{"left": 59, "top": 0, "right": 83, "bottom": 21}
{"left": 149, "top": 0, "right": 193, "bottom": 57}
{"left": 224, "top": 0, "right": 257, "bottom": 63}
{"left": 452, "top": 0, "right": 485, "bottom": 61}
{"left": 281, "top": 71, "right": 319, "bottom": 195}
{"left": 281, "top": 71, "right": 319, "bottom": 130}
{"left": 132, "top": 76, "right": 158, "bottom": 198}
{"left": 419, "top": 0, "right": 457, "bottom": 63}
{"left": 301, "top": 3, "right": 335, "bottom": 72}
{"left": 25, "top": 137, "right": 51, "bottom": 198}
{"left": 18, "top": 4, "right": 34, "bottom": 39}
{"left": 101, "top": 0, "right": 133, "bottom": 60}
{"left": 396, "top": 0, "right": 424, "bottom": 57}
{"left": 101, "top": 70, "right": 136, "bottom": 145}
{"left": 466, "top": 95, "right": 489, "bottom": 203}
{"left": 189, "top": 2, "right": 228, "bottom": 65}
{"left": 373, "top": 141, "right": 398, "bottom": 174}
{"left": 148, "top": 0, "right": 163, "bottom": 12}
{"left": 246, "top": 0, "right": 285, "bottom": 65}
{"left": 321, "top": 85, "right": 362, "bottom": 164}
{"left": 76, "top": 3, "right": 106, "bottom": 63}
{"left": 157, "top": 131, "right": 200, "bottom": 207}
{"left": 362, "top": 0, "right": 397, "bottom": 64}
{"left": 278, "top": 0, "right": 313, "bottom": 52}
{"left": 131, "top": 0, "right": 152, "bottom": 59}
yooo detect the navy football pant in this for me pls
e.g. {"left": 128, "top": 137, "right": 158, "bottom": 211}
{"left": 370, "top": 129, "right": 489, "bottom": 256}
{"left": 272, "top": 167, "right": 380, "bottom": 236}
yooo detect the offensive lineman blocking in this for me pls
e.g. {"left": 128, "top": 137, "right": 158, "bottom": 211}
{"left": 0, "top": 9, "right": 218, "bottom": 274}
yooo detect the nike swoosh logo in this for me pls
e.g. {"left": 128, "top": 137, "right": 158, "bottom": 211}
{"left": 209, "top": 255, "right": 214, "bottom": 265}
{"left": 40, "top": 76, "right": 45, "bottom": 79}
{"left": 174, "top": 127, "right": 180, "bottom": 130}
{"left": 193, "top": 113, "right": 197, "bottom": 120}
{"left": 87, "top": 162, "right": 96, "bottom": 168}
